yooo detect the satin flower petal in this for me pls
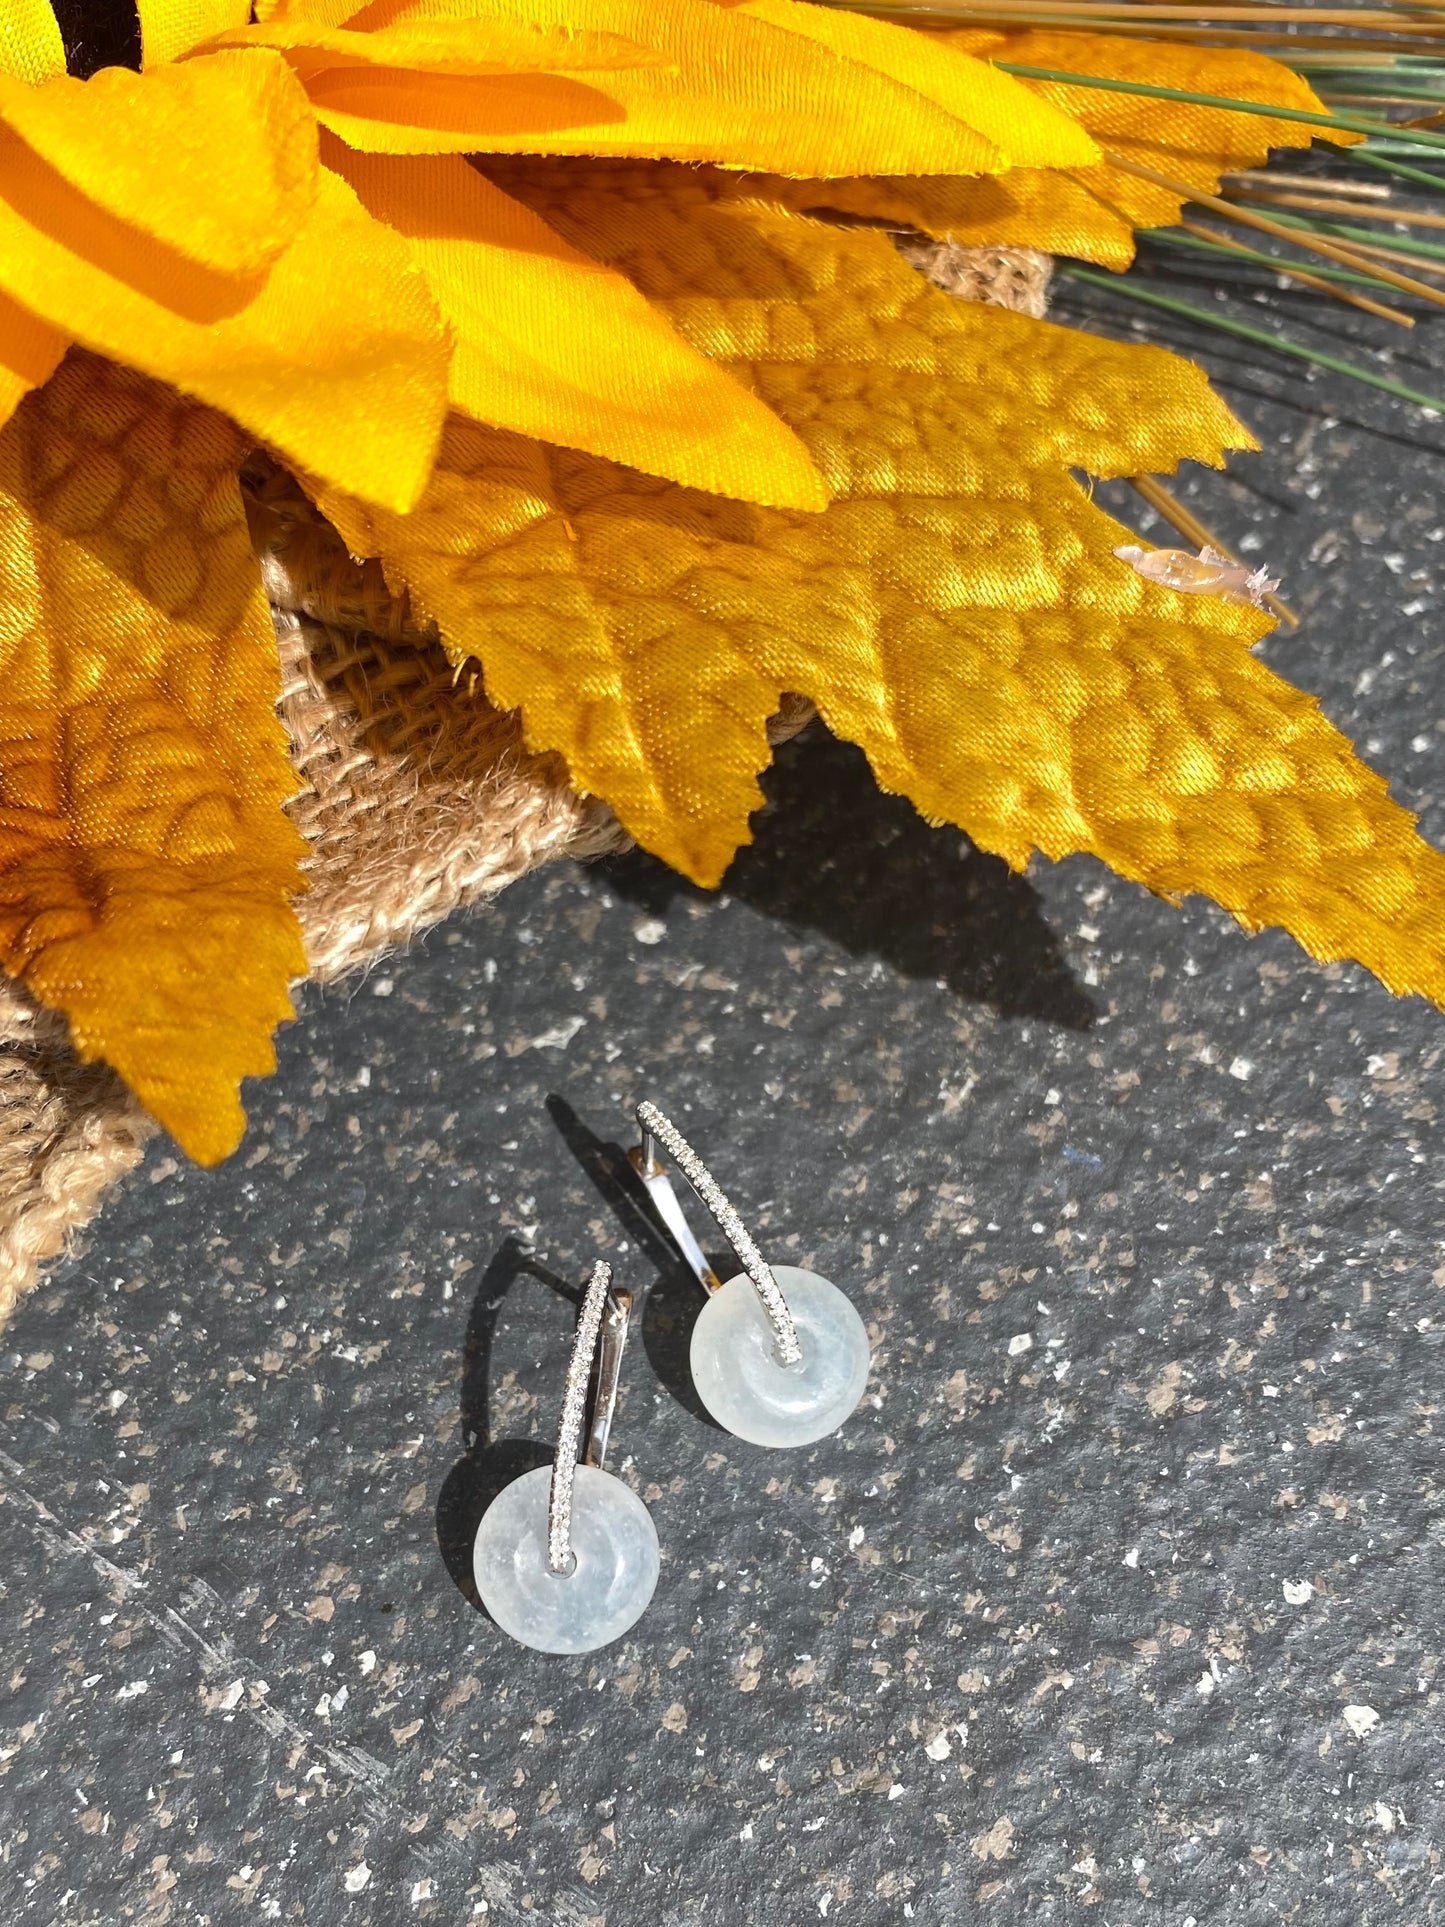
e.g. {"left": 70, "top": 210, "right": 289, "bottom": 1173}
{"left": 324, "top": 138, "right": 826, "bottom": 508}
{"left": 137, "top": 0, "right": 252, "bottom": 65}
{"left": 0, "top": 0, "right": 65, "bottom": 84}
{"left": 0, "top": 50, "right": 318, "bottom": 278}
{"left": 0, "top": 156, "right": 449, "bottom": 511}
{"left": 252, "top": 0, "right": 1089, "bottom": 177}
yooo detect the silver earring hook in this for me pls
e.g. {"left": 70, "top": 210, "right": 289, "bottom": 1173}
{"left": 547, "top": 1261, "right": 633, "bottom": 1576}
{"left": 631, "top": 1100, "right": 802, "bottom": 1368}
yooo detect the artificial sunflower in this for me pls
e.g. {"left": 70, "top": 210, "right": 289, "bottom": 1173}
{"left": 1, "top": 0, "right": 1443, "bottom": 1170}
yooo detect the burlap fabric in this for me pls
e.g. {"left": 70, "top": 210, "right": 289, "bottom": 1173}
{"left": 0, "top": 241, "right": 1049, "bottom": 1327}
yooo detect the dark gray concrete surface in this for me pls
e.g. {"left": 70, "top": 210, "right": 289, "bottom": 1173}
{"left": 1, "top": 279, "right": 1443, "bottom": 1927}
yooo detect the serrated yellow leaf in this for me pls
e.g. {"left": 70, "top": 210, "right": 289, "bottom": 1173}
{"left": 759, "top": 28, "right": 1348, "bottom": 270}
{"left": 335, "top": 162, "right": 1445, "bottom": 1008}
{"left": 0, "top": 351, "right": 307, "bottom": 1162}
{"left": 321, "top": 138, "right": 826, "bottom": 508}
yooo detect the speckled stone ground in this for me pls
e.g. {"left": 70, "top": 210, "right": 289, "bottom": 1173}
{"left": 1, "top": 291, "right": 1443, "bottom": 1927}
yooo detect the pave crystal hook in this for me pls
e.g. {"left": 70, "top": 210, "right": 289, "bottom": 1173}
{"left": 631, "top": 1102, "right": 871, "bottom": 1450}
{"left": 473, "top": 1261, "right": 659, "bottom": 1653}
{"left": 633, "top": 1100, "right": 802, "bottom": 1366}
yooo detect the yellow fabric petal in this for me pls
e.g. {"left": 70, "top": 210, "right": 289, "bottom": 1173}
{"left": 330, "top": 161, "right": 1445, "bottom": 1012}
{"left": 0, "top": 352, "right": 307, "bottom": 1162}
{"left": 221, "top": 12, "right": 657, "bottom": 78}
{"left": 0, "top": 0, "right": 65, "bottom": 84}
{"left": 322, "top": 140, "right": 825, "bottom": 509}
{"left": 254, "top": 0, "right": 1085, "bottom": 176}
{"left": 0, "top": 52, "right": 318, "bottom": 279}
{"left": 137, "top": 0, "right": 252, "bottom": 66}
{"left": 773, "top": 29, "right": 1350, "bottom": 269}
{"left": 0, "top": 292, "right": 66, "bottom": 429}
{"left": 731, "top": 0, "right": 1096, "bottom": 172}
{"left": 0, "top": 156, "right": 449, "bottom": 511}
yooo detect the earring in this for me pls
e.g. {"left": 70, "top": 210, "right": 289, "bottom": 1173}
{"left": 473, "top": 1261, "right": 659, "bottom": 1654}
{"left": 631, "top": 1101, "right": 870, "bottom": 1449}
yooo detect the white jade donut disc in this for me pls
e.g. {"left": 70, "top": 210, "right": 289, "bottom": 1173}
{"left": 473, "top": 1464, "right": 659, "bottom": 1654}
{"left": 690, "top": 1266, "right": 870, "bottom": 1448}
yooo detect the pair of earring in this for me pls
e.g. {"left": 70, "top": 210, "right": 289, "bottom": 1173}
{"left": 473, "top": 1101, "right": 872, "bottom": 1654}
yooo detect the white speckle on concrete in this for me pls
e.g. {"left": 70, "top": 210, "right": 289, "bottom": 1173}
{"left": 1282, "top": 1579, "right": 1314, "bottom": 1605}
{"left": 1372, "top": 1802, "right": 1397, "bottom": 1833}
{"left": 633, "top": 919, "right": 667, "bottom": 946}
{"left": 1228, "top": 1057, "right": 1253, "bottom": 1081}
{"left": 410, "top": 1878, "right": 434, "bottom": 1905}
{"left": 1007, "top": 1333, "right": 1033, "bottom": 1357}
{"left": 1343, "top": 1704, "right": 1380, "bottom": 1739}
{"left": 523, "top": 1016, "right": 586, "bottom": 1052}
{"left": 1123, "top": 1547, "right": 1140, "bottom": 1569}
{"left": 887, "top": 1783, "right": 905, "bottom": 1801}
{"left": 370, "top": 977, "right": 394, "bottom": 998}
{"left": 359, "top": 1649, "right": 377, "bottom": 1675}
{"left": 115, "top": 1679, "right": 148, "bottom": 1701}
{"left": 218, "top": 1680, "right": 244, "bottom": 1712}
{"left": 924, "top": 1732, "right": 952, "bottom": 1762}
{"left": 344, "top": 1862, "right": 371, "bottom": 1894}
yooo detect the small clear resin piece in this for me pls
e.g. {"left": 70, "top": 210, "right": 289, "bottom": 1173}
{"left": 474, "top": 1463, "right": 659, "bottom": 1655}
{"left": 690, "top": 1266, "right": 870, "bottom": 1448}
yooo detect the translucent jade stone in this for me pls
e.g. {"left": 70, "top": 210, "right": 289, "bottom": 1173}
{"left": 473, "top": 1464, "right": 659, "bottom": 1654}
{"left": 690, "top": 1266, "right": 870, "bottom": 1448}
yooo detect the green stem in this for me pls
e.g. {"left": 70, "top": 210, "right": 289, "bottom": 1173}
{"left": 1348, "top": 148, "right": 1445, "bottom": 191}
{"left": 994, "top": 62, "right": 1445, "bottom": 151}
{"left": 1141, "top": 227, "right": 1423, "bottom": 295}
{"left": 1060, "top": 265, "right": 1445, "bottom": 412}
{"left": 1262, "top": 205, "right": 1445, "bottom": 261}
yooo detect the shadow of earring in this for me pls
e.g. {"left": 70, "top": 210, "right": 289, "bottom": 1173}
{"left": 545, "top": 1095, "right": 722, "bottom": 1432}
{"left": 434, "top": 1235, "right": 581, "bottom": 1608}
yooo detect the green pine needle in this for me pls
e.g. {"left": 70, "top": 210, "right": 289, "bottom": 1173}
{"left": 993, "top": 63, "right": 1445, "bottom": 152}
{"left": 1141, "top": 227, "right": 1424, "bottom": 299}
{"left": 1349, "top": 150, "right": 1445, "bottom": 192}
{"left": 1060, "top": 266, "right": 1445, "bottom": 414}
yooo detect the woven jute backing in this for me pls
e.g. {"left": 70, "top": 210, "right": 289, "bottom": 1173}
{"left": 0, "top": 240, "right": 1049, "bottom": 1329}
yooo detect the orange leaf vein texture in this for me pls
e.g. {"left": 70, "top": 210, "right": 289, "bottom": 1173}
{"left": 327, "top": 160, "right": 1445, "bottom": 1010}
{"left": 0, "top": 351, "right": 307, "bottom": 1162}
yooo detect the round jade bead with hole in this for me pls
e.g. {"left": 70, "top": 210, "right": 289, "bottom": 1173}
{"left": 690, "top": 1266, "right": 870, "bottom": 1448}
{"left": 473, "top": 1464, "right": 659, "bottom": 1654}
